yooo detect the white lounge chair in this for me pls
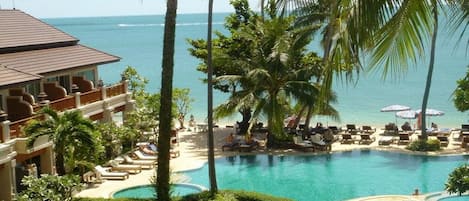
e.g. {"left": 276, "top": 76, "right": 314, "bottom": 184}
{"left": 292, "top": 135, "right": 314, "bottom": 152}
{"left": 108, "top": 160, "right": 142, "bottom": 174}
{"left": 123, "top": 155, "right": 156, "bottom": 169}
{"left": 134, "top": 150, "right": 158, "bottom": 160}
{"left": 94, "top": 165, "right": 129, "bottom": 180}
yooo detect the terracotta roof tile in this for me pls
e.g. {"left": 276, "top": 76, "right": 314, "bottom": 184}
{"left": 0, "top": 9, "right": 78, "bottom": 50}
{"left": 0, "top": 45, "right": 120, "bottom": 75}
{"left": 0, "top": 65, "right": 42, "bottom": 88}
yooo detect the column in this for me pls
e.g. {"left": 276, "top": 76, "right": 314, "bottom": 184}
{"left": 1, "top": 120, "right": 11, "bottom": 142}
{"left": 40, "top": 147, "right": 54, "bottom": 174}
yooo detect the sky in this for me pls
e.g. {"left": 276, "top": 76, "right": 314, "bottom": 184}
{"left": 0, "top": 0, "right": 262, "bottom": 18}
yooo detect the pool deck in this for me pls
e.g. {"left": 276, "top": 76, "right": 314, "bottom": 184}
{"left": 75, "top": 126, "right": 469, "bottom": 200}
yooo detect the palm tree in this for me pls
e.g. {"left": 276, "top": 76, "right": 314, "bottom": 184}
{"left": 217, "top": 13, "right": 321, "bottom": 140}
{"left": 276, "top": 0, "right": 467, "bottom": 140}
{"left": 157, "top": 0, "right": 178, "bottom": 200}
{"left": 206, "top": 0, "right": 218, "bottom": 194}
{"left": 24, "top": 107, "right": 98, "bottom": 176}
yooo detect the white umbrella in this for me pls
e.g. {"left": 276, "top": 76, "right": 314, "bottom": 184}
{"left": 396, "top": 110, "right": 417, "bottom": 128}
{"left": 416, "top": 108, "right": 444, "bottom": 129}
{"left": 381, "top": 105, "right": 411, "bottom": 112}
{"left": 381, "top": 105, "right": 411, "bottom": 123}
{"left": 416, "top": 108, "right": 444, "bottom": 116}
{"left": 396, "top": 110, "right": 417, "bottom": 119}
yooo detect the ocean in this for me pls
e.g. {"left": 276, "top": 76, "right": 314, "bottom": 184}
{"left": 44, "top": 13, "right": 469, "bottom": 128}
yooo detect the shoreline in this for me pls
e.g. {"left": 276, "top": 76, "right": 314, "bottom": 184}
{"left": 76, "top": 126, "right": 469, "bottom": 200}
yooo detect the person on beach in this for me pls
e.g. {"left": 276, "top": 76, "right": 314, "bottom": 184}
{"left": 401, "top": 121, "right": 412, "bottom": 131}
{"left": 412, "top": 188, "right": 419, "bottom": 196}
{"left": 140, "top": 144, "right": 156, "bottom": 155}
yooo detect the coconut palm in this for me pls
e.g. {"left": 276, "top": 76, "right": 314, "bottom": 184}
{"left": 206, "top": 0, "right": 218, "bottom": 194}
{"left": 157, "top": 0, "right": 178, "bottom": 200}
{"left": 216, "top": 12, "right": 321, "bottom": 140}
{"left": 24, "top": 107, "right": 99, "bottom": 176}
{"left": 275, "top": 0, "right": 468, "bottom": 140}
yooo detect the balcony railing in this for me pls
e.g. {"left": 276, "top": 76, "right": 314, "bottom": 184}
{"left": 1, "top": 81, "right": 128, "bottom": 143}
{"left": 106, "top": 83, "right": 126, "bottom": 98}
{"left": 8, "top": 115, "right": 41, "bottom": 140}
{"left": 49, "top": 96, "right": 76, "bottom": 112}
{"left": 80, "top": 89, "right": 102, "bottom": 105}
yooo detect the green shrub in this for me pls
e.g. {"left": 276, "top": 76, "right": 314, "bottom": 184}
{"left": 73, "top": 190, "right": 292, "bottom": 201}
{"left": 19, "top": 174, "right": 82, "bottom": 201}
{"left": 407, "top": 139, "right": 440, "bottom": 151}
{"left": 445, "top": 164, "right": 469, "bottom": 196}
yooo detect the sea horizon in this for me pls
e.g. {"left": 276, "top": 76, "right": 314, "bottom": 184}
{"left": 43, "top": 13, "right": 469, "bottom": 129}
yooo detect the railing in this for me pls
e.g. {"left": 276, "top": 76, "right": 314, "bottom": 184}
{"left": 9, "top": 115, "right": 41, "bottom": 139}
{"left": 106, "top": 82, "right": 126, "bottom": 98}
{"left": 80, "top": 89, "right": 102, "bottom": 105}
{"left": 49, "top": 96, "right": 76, "bottom": 112}
{"left": 2, "top": 81, "right": 129, "bottom": 142}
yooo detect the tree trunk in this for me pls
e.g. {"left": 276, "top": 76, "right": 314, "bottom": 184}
{"left": 56, "top": 152, "right": 66, "bottom": 175}
{"left": 207, "top": 0, "right": 218, "bottom": 194}
{"left": 178, "top": 114, "right": 185, "bottom": 129}
{"left": 238, "top": 108, "right": 252, "bottom": 134}
{"left": 293, "top": 105, "right": 307, "bottom": 128}
{"left": 157, "top": 0, "right": 177, "bottom": 200}
{"left": 304, "top": 105, "right": 313, "bottom": 130}
{"left": 420, "top": 3, "right": 438, "bottom": 140}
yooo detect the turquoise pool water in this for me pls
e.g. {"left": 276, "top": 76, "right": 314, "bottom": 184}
{"left": 113, "top": 184, "right": 203, "bottom": 198}
{"left": 184, "top": 150, "right": 468, "bottom": 201}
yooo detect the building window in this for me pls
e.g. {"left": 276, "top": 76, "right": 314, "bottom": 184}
{"left": 47, "top": 75, "right": 70, "bottom": 92}
{"left": 76, "top": 70, "right": 96, "bottom": 84}
{"left": 25, "top": 82, "right": 41, "bottom": 98}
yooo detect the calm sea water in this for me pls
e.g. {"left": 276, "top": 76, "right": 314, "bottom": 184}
{"left": 44, "top": 13, "right": 469, "bottom": 128}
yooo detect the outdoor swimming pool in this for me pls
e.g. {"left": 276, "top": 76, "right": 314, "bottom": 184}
{"left": 184, "top": 150, "right": 468, "bottom": 201}
{"left": 113, "top": 183, "right": 205, "bottom": 198}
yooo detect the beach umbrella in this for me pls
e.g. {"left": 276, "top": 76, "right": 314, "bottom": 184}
{"left": 380, "top": 105, "right": 411, "bottom": 112}
{"left": 381, "top": 105, "right": 411, "bottom": 124}
{"left": 396, "top": 110, "right": 417, "bottom": 128}
{"left": 395, "top": 110, "right": 417, "bottom": 119}
{"left": 416, "top": 108, "right": 444, "bottom": 128}
{"left": 416, "top": 108, "right": 444, "bottom": 116}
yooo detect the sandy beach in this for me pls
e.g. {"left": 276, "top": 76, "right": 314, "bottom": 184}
{"left": 76, "top": 125, "right": 469, "bottom": 200}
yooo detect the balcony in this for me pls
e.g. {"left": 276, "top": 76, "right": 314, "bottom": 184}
{"left": 1, "top": 81, "right": 133, "bottom": 143}
{"left": 15, "top": 135, "right": 52, "bottom": 155}
{"left": 0, "top": 142, "right": 16, "bottom": 165}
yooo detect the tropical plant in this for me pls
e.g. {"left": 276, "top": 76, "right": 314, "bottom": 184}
{"left": 275, "top": 0, "right": 468, "bottom": 140}
{"left": 18, "top": 174, "right": 82, "bottom": 201}
{"left": 188, "top": 0, "right": 260, "bottom": 135}
{"left": 173, "top": 88, "right": 194, "bottom": 129}
{"left": 406, "top": 139, "right": 440, "bottom": 152}
{"left": 96, "top": 122, "right": 125, "bottom": 161}
{"left": 157, "top": 0, "right": 178, "bottom": 200}
{"left": 454, "top": 66, "right": 469, "bottom": 112}
{"left": 217, "top": 9, "right": 321, "bottom": 140}
{"left": 445, "top": 164, "right": 469, "bottom": 196}
{"left": 190, "top": 1, "right": 327, "bottom": 141}
{"left": 122, "top": 66, "right": 149, "bottom": 107}
{"left": 24, "top": 107, "right": 101, "bottom": 176}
